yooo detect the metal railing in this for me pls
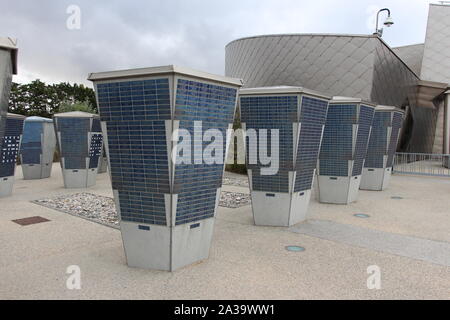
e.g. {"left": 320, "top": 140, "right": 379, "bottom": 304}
{"left": 393, "top": 152, "right": 450, "bottom": 177}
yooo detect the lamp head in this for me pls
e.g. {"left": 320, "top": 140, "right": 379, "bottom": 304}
{"left": 384, "top": 15, "right": 394, "bottom": 27}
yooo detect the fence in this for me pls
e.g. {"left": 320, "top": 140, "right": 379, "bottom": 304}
{"left": 393, "top": 153, "right": 450, "bottom": 177}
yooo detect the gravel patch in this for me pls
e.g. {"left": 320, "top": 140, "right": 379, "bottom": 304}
{"left": 219, "top": 191, "right": 251, "bottom": 208}
{"left": 33, "top": 190, "right": 251, "bottom": 227}
{"left": 33, "top": 193, "right": 119, "bottom": 229}
{"left": 222, "top": 176, "right": 249, "bottom": 187}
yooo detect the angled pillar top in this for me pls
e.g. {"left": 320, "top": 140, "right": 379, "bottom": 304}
{"left": 330, "top": 96, "right": 376, "bottom": 107}
{"left": 239, "top": 86, "right": 330, "bottom": 100}
{"left": 6, "top": 112, "right": 26, "bottom": 120}
{"left": 53, "top": 111, "right": 99, "bottom": 118}
{"left": 375, "top": 105, "right": 405, "bottom": 114}
{"left": 24, "top": 116, "right": 53, "bottom": 123}
{"left": 87, "top": 64, "right": 243, "bottom": 87}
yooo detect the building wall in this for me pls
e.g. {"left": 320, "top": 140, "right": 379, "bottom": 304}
{"left": 420, "top": 4, "right": 450, "bottom": 85}
{"left": 371, "top": 40, "right": 419, "bottom": 107}
{"left": 226, "top": 34, "right": 376, "bottom": 100}
{"left": 392, "top": 44, "right": 424, "bottom": 76}
{"left": 0, "top": 49, "right": 12, "bottom": 140}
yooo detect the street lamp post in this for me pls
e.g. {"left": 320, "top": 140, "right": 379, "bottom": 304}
{"left": 374, "top": 8, "right": 394, "bottom": 37}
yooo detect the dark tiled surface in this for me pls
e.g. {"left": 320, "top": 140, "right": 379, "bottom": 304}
{"left": 319, "top": 104, "right": 355, "bottom": 177}
{"left": 173, "top": 79, "right": 237, "bottom": 225}
{"left": 352, "top": 105, "right": 375, "bottom": 176}
{"left": 241, "top": 95, "right": 328, "bottom": 193}
{"left": 20, "top": 121, "right": 43, "bottom": 165}
{"left": 386, "top": 112, "right": 404, "bottom": 167}
{"left": 294, "top": 96, "right": 328, "bottom": 192}
{"left": 97, "top": 78, "right": 171, "bottom": 225}
{"left": 55, "top": 117, "right": 103, "bottom": 171}
{"left": 365, "top": 111, "right": 392, "bottom": 169}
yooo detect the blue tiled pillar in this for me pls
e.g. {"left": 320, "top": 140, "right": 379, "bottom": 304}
{"left": 90, "top": 65, "right": 242, "bottom": 271}
{"left": 317, "top": 98, "right": 375, "bottom": 204}
{"left": 53, "top": 112, "right": 103, "bottom": 188}
{"left": 0, "top": 113, "right": 25, "bottom": 197}
{"left": 240, "top": 87, "right": 330, "bottom": 226}
{"left": 20, "top": 116, "right": 56, "bottom": 179}
{"left": 360, "top": 107, "right": 405, "bottom": 191}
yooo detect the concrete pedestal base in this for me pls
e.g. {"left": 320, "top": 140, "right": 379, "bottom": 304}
{"left": 62, "top": 168, "right": 98, "bottom": 188}
{"left": 0, "top": 176, "right": 14, "bottom": 197}
{"left": 360, "top": 167, "right": 392, "bottom": 191}
{"left": 98, "top": 157, "right": 108, "bottom": 173}
{"left": 251, "top": 190, "right": 311, "bottom": 227}
{"left": 22, "top": 163, "right": 53, "bottom": 180}
{"left": 120, "top": 218, "right": 215, "bottom": 271}
{"left": 317, "top": 175, "right": 361, "bottom": 204}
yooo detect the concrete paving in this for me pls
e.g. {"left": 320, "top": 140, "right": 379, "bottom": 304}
{"left": 0, "top": 165, "right": 449, "bottom": 299}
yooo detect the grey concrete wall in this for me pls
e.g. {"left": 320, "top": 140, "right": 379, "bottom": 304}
{"left": 420, "top": 4, "right": 450, "bottom": 85}
{"left": 392, "top": 44, "right": 424, "bottom": 76}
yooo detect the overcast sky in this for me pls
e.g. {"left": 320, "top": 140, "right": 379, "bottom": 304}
{"left": 1, "top": 0, "right": 436, "bottom": 87}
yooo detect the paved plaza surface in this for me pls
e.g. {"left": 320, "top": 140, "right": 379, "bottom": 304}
{"left": 0, "top": 164, "right": 449, "bottom": 299}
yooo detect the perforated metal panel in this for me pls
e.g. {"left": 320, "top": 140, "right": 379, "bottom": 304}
{"left": 0, "top": 116, "right": 24, "bottom": 178}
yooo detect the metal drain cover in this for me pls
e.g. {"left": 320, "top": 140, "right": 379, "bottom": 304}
{"left": 285, "top": 245, "right": 305, "bottom": 252}
{"left": 12, "top": 216, "right": 50, "bottom": 226}
{"left": 354, "top": 213, "right": 370, "bottom": 218}
{"left": 391, "top": 196, "right": 403, "bottom": 199}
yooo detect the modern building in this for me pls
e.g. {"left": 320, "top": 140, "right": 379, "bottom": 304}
{"left": 317, "top": 97, "right": 375, "bottom": 204}
{"left": 0, "top": 113, "right": 25, "bottom": 197}
{"left": 240, "top": 86, "right": 330, "bottom": 226}
{"left": 360, "top": 106, "right": 404, "bottom": 191}
{"left": 225, "top": 3, "right": 450, "bottom": 155}
{"left": 20, "top": 116, "right": 56, "bottom": 179}
{"left": 53, "top": 111, "right": 103, "bottom": 188}
{"left": 89, "top": 65, "right": 242, "bottom": 271}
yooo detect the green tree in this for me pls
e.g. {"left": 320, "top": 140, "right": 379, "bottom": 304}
{"left": 58, "top": 99, "right": 96, "bottom": 114}
{"left": 8, "top": 80, "right": 97, "bottom": 117}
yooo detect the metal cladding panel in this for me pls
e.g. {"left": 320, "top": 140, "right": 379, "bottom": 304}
{"left": 386, "top": 112, "right": 404, "bottom": 167}
{"left": 0, "top": 116, "right": 24, "bottom": 178}
{"left": 392, "top": 44, "right": 424, "bottom": 76}
{"left": 294, "top": 96, "right": 329, "bottom": 192}
{"left": 173, "top": 78, "right": 237, "bottom": 225}
{"left": 55, "top": 117, "right": 90, "bottom": 170}
{"left": 96, "top": 78, "right": 171, "bottom": 226}
{"left": 240, "top": 95, "right": 298, "bottom": 193}
{"left": 352, "top": 105, "right": 375, "bottom": 176}
{"left": 225, "top": 34, "right": 434, "bottom": 153}
{"left": 371, "top": 41, "right": 418, "bottom": 108}
{"left": 319, "top": 104, "right": 356, "bottom": 177}
{"left": 420, "top": 4, "right": 450, "bottom": 84}
{"left": 20, "top": 121, "right": 43, "bottom": 164}
{"left": 364, "top": 111, "right": 391, "bottom": 169}
{"left": 226, "top": 35, "right": 376, "bottom": 100}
